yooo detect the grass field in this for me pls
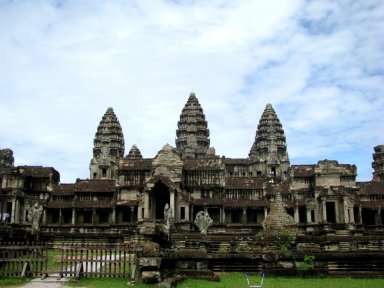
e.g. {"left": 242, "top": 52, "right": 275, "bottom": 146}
{"left": 61, "top": 273, "right": 384, "bottom": 288}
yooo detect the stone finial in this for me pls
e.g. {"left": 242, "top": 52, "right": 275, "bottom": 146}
{"left": 262, "top": 190, "right": 296, "bottom": 235}
{"left": 194, "top": 211, "right": 213, "bottom": 235}
{"left": 126, "top": 144, "right": 143, "bottom": 159}
{"left": 0, "top": 148, "right": 14, "bottom": 168}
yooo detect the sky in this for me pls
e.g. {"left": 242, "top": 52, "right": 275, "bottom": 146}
{"left": 0, "top": 0, "right": 383, "bottom": 183}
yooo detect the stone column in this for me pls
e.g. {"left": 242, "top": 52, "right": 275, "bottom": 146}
{"left": 222, "top": 208, "right": 226, "bottom": 224}
{"left": 322, "top": 200, "right": 327, "bottom": 223}
{"left": 72, "top": 208, "right": 76, "bottom": 225}
{"left": 130, "top": 206, "right": 134, "bottom": 223}
{"left": 170, "top": 189, "right": 175, "bottom": 219}
{"left": 138, "top": 205, "right": 143, "bottom": 221}
{"left": 358, "top": 206, "right": 362, "bottom": 224}
{"left": 112, "top": 207, "right": 116, "bottom": 224}
{"left": 144, "top": 191, "right": 150, "bottom": 219}
{"left": 92, "top": 208, "right": 96, "bottom": 224}
{"left": 349, "top": 208, "right": 355, "bottom": 224}
{"left": 343, "top": 197, "right": 349, "bottom": 224}
{"left": 294, "top": 207, "right": 299, "bottom": 223}
{"left": 242, "top": 208, "right": 247, "bottom": 224}
{"left": 376, "top": 209, "right": 382, "bottom": 225}
{"left": 185, "top": 204, "right": 190, "bottom": 222}
{"left": 59, "top": 209, "right": 63, "bottom": 225}
{"left": 307, "top": 209, "right": 312, "bottom": 223}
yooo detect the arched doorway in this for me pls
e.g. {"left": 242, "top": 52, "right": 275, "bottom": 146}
{"left": 152, "top": 181, "right": 170, "bottom": 220}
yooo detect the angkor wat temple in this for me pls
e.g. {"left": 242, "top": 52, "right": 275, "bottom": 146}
{"left": 1, "top": 92, "right": 384, "bottom": 278}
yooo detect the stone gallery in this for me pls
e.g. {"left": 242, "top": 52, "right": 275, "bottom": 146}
{"left": 1, "top": 92, "right": 384, "bottom": 278}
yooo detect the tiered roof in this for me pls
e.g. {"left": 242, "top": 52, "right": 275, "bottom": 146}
{"left": 176, "top": 92, "right": 210, "bottom": 158}
{"left": 93, "top": 107, "right": 125, "bottom": 160}
{"left": 249, "top": 104, "right": 289, "bottom": 163}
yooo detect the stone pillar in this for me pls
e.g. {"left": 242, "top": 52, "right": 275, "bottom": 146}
{"left": 112, "top": 207, "right": 116, "bottom": 224}
{"left": 130, "top": 206, "right": 134, "bottom": 223}
{"left": 72, "top": 208, "right": 76, "bottom": 225}
{"left": 294, "top": 207, "right": 299, "bottom": 223}
{"left": 170, "top": 189, "right": 175, "bottom": 219}
{"left": 221, "top": 207, "right": 225, "bottom": 224}
{"left": 343, "top": 197, "right": 349, "bottom": 224}
{"left": 307, "top": 209, "right": 312, "bottom": 223}
{"left": 264, "top": 207, "right": 268, "bottom": 219}
{"left": 322, "top": 200, "right": 327, "bottom": 223}
{"left": 335, "top": 201, "right": 340, "bottom": 224}
{"left": 144, "top": 192, "right": 150, "bottom": 219}
{"left": 376, "top": 209, "right": 382, "bottom": 225}
{"left": 349, "top": 208, "right": 355, "bottom": 224}
{"left": 59, "top": 209, "right": 63, "bottom": 225}
{"left": 358, "top": 206, "right": 363, "bottom": 224}
{"left": 242, "top": 208, "right": 247, "bottom": 224}
{"left": 138, "top": 205, "right": 143, "bottom": 221}
{"left": 190, "top": 205, "right": 194, "bottom": 222}
{"left": 185, "top": 204, "right": 190, "bottom": 222}
{"left": 92, "top": 209, "right": 96, "bottom": 224}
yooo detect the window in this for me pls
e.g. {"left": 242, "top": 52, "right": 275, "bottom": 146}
{"left": 180, "top": 207, "right": 185, "bottom": 220}
{"left": 311, "top": 210, "right": 315, "bottom": 222}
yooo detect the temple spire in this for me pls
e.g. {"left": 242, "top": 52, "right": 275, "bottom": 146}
{"left": 90, "top": 107, "right": 125, "bottom": 179}
{"left": 249, "top": 104, "right": 290, "bottom": 177}
{"left": 176, "top": 92, "right": 210, "bottom": 159}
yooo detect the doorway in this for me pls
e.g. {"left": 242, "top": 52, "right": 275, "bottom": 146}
{"left": 326, "top": 202, "right": 336, "bottom": 223}
{"left": 152, "top": 181, "right": 170, "bottom": 220}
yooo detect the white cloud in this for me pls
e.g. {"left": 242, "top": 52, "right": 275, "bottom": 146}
{"left": 0, "top": 0, "right": 383, "bottom": 182}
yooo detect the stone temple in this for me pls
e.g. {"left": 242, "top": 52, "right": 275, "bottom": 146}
{"left": 1, "top": 92, "right": 384, "bottom": 277}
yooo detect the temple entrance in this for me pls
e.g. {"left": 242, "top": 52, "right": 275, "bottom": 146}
{"left": 152, "top": 181, "right": 170, "bottom": 220}
{"left": 326, "top": 202, "right": 336, "bottom": 223}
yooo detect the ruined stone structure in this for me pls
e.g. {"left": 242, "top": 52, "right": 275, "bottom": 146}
{"left": 1, "top": 92, "right": 384, "bottom": 278}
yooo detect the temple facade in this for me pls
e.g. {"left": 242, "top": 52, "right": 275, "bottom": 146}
{"left": 1, "top": 92, "right": 384, "bottom": 238}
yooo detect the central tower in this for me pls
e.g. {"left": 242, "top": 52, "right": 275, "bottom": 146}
{"left": 175, "top": 92, "right": 210, "bottom": 159}
{"left": 249, "top": 103, "right": 290, "bottom": 178}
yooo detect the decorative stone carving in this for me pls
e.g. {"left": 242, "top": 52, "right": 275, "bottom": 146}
{"left": 164, "top": 203, "right": 174, "bottom": 229}
{"left": 262, "top": 191, "right": 296, "bottom": 235}
{"left": 194, "top": 211, "right": 213, "bottom": 235}
{"left": 28, "top": 202, "right": 44, "bottom": 232}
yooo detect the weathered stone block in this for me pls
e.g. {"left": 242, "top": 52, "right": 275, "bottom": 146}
{"left": 139, "top": 257, "right": 161, "bottom": 269}
{"left": 196, "top": 260, "right": 209, "bottom": 270}
{"left": 176, "top": 260, "right": 195, "bottom": 269}
{"left": 142, "top": 271, "right": 161, "bottom": 284}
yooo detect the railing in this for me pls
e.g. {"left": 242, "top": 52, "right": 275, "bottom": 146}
{"left": 58, "top": 243, "right": 137, "bottom": 279}
{"left": 0, "top": 242, "right": 47, "bottom": 277}
{"left": 0, "top": 242, "right": 138, "bottom": 279}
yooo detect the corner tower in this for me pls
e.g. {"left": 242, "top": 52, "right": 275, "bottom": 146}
{"left": 176, "top": 92, "right": 210, "bottom": 159}
{"left": 372, "top": 145, "right": 384, "bottom": 181}
{"left": 90, "top": 107, "right": 125, "bottom": 180}
{"left": 249, "top": 104, "right": 290, "bottom": 178}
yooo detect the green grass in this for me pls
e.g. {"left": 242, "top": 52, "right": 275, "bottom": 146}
{"left": 177, "top": 273, "right": 384, "bottom": 288}
{"left": 46, "top": 249, "right": 62, "bottom": 271}
{"left": 62, "top": 273, "right": 384, "bottom": 288}
{"left": 0, "top": 277, "right": 30, "bottom": 287}
{"left": 64, "top": 277, "right": 154, "bottom": 288}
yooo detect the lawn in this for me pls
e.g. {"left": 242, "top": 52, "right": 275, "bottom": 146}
{"left": 61, "top": 273, "right": 384, "bottom": 288}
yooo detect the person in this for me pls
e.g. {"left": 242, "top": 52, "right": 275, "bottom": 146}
{"left": 3, "top": 212, "right": 10, "bottom": 223}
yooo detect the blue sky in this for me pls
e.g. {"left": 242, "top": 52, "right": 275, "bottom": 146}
{"left": 0, "top": 0, "right": 383, "bottom": 183}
